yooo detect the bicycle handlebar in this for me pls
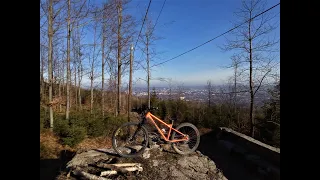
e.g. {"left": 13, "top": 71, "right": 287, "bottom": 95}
{"left": 131, "top": 107, "right": 158, "bottom": 114}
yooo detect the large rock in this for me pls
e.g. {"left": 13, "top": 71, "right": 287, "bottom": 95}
{"left": 65, "top": 145, "right": 227, "bottom": 180}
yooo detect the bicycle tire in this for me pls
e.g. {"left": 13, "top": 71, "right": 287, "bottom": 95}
{"left": 171, "top": 122, "right": 200, "bottom": 155}
{"left": 112, "top": 122, "right": 149, "bottom": 158}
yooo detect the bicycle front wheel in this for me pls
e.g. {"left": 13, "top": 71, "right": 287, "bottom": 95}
{"left": 112, "top": 122, "right": 149, "bottom": 158}
{"left": 171, "top": 123, "right": 200, "bottom": 155}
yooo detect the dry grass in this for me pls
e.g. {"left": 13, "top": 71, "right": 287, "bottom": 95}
{"left": 40, "top": 130, "right": 72, "bottom": 159}
{"left": 41, "top": 127, "right": 208, "bottom": 159}
{"left": 40, "top": 129, "right": 112, "bottom": 159}
{"left": 75, "top": 136, "right": 112, "bottom": 151}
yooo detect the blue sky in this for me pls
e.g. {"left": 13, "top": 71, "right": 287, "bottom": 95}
{"left": 84, "top": 0, "right": 280, "bottom": 88}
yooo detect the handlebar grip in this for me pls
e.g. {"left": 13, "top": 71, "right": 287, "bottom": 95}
{"left": 150, "top": 107, "right": 159, "bottom": 110}
{"left": 131, "top": 107, "right": 158, "bottom": 114}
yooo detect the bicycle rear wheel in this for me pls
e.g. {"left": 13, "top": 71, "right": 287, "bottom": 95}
{"left": 171, "top": 123, "right": 200, "bottom": 155}
{"left": 112, "top": 122, "right": 149, "bottom": 158}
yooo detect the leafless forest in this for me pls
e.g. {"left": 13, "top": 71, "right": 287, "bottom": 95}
{"left": 40, "top": 0, "right": 279, "bottom": 160}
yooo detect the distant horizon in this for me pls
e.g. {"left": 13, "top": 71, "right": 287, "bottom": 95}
{"left": 77, "top": 80, "right": 276, "bottom": 91}
{"left": 131, "top": 83, "right": 276, "bottom": 90}
{"left": 42, "top": 75, "right": 277, "bottom": 91}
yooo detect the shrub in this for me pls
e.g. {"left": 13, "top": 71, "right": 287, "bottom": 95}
{"left": 40, "top": 106, "right": 50, "bottom": 131}
{"left": 53, "top": 118, "right": 70, "bottom": 137}
{"left": 40, "top": 143, "right": 50, "bottom": 159}
{"left": 87, "top": 118, "right": 105, "bottom": 137}
{"left": 54, "top": 118, "right": 86, "bottom": 147}
{"left": 99, "top": 115, "right": 128, "bottom": 137}
{"left": 60, "top": 126, "right": 87, "bottom": 147}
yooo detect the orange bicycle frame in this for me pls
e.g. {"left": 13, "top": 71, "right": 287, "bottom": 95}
{"left": 145, "top": 112, "right": 188, "bottom": 143}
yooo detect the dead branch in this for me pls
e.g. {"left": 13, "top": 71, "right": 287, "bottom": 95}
{"left": 100, "top": 170, "right": 117, "bottom": 176}
{"left": 73, "top": 168, "right": 112, "bottom": 180}
{"left": 96, "top": 163, "right": 143, "bottom": 174}
{"left": 108, "top": 163, "right": 142, "bottom": 167}
{"left": 100, "top": 165, "right": 143, "bottom": 177}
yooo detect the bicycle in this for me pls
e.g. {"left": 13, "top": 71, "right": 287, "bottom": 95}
{"left": 112, "top": 107, "right": 200, "bottom": 158}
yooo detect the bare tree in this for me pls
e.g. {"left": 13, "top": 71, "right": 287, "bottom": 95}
{"left": 222, "top": 0, "right": 279, "bottom": 137}
{"left": 207, "top": 80, "right": 212, "bottom": 107}
{"left": 40, "top": 43, "right": 46, "bottom": 103}
{"left": 71, "top": 25, "right": 84, "bottom": 111}
{"left": 177, "top": 83, "right": 185, "bottom": 99}
{"left": 47, "top": 0, "right": 54, "bottom": 130}
{"left": 42, "top": 0, "right": 67, "bottom": 124}
{"left": 89, "top": 13, "right": 101, "bottom": 114}
{"left": 139, "top": 16, "right": 162, "bottom": 109}
{"left": 89, "top": 54, "right": 95, "bottom": 114}
{"left": 76, "top": 25, "right": 84, "bottom": 110}
{"left": 106, "top": 51, "right": 117, "bottom": 115}
{"left": 145, "top": 17, "right": 151, "bottom": 109}
{"left": 157, "top": 77, "right": 173, "bottom": 100}
{"left": 128, "top": 44, "right": 133, "bottom": 121}
{"left": 73, "top": 46, "right": 78, "bottom": 108}
{"left": 116, "top": 0, "right": 122, "bottom": 116}
{"left": 103, "top": 6, "right": 118, "bottom": 116}
{"left": 66, "top": 0, "right": 88, "bottom": 119}
{"left": 41, "top": 0, "right": 135, "bottom": 120}
{"left": 53, "top": 42, "right": 66, "bottom": 113}
{"left": 224, "top": 54, "right": 244, "bottom": 112}
{"left": 101, "top": 4, "right": 107, "bottom": 118}
{"left": 109, "top": 0, "right": 135, "bottom": 116}
{"left": 66, "top": 0, "right": 71, "bottom": 120}
{"left": 100, "top": 1, "right": 115, "bottom": 117}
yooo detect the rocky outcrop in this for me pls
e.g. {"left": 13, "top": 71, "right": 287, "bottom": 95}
{"left": 66, "top": 145, "right": 227, "bottom": 180}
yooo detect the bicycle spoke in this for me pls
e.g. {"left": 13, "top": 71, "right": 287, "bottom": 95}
{"left": 112, "top": 122, "right": 149, "bottom": 157}
{"left": 171, "top": 123, "right": 200, "bottom": 155}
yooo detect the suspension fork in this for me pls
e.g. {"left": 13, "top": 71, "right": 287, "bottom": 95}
{"left": 130, "top": 117, "right": 146, "bottom": 140}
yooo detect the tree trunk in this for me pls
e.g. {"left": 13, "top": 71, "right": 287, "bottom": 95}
{"left": 147, "top": 33, "right": 150, "bottom": 109}
{"left": 207, "top": 80, "right": 211, "bottom": 107}
{"left": 78, "top": 64, "right": 82, "bottom": 110}
{"left": 59, "top": 81, "right": 62, "bottom": 112}
{"left": 72, "top": 32, "right": 78, "bottom": 109}
{"left": 90, "top": 14, "right": 99, "bottom": 115}
{"left": 234, "top": 62, "right": 238, "bottom": 113}
{"left": 74, "top": 66, "right": 78, "bottom": 109}
{"left": 90, "top": 73, "right": 94, "bottom": 114}
{"left": 109, "top": 77, "right": 114, "bottom": 114}
{"left": 48, "top": 0, "right": 54, "bottom": 131}
{"left": 101, "top": 8, "right": 106, "bottom": 118}
{"left": 77, "top": 22, "right": 82, "bottom": 110}
{"left": 114, "top": 78, "right": 117, "bottom": 116}
{"left": 116, "top": 2, "right": 122, "bottom": 116}
{"left": 62, "top": 57, "right": 65, "bottom": 94}
{"left": 249, "top": 17, "right": 255, "bottom": 138}
{"left": 40, "top": 45, "right": 45, "bottom": 102}
{"left": 66, "top": 0, "right": 71, "bottom": 120}
{"left": 128, "top": 44, "right": 133, "bottom": 121}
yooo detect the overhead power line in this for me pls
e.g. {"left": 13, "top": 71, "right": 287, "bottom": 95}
{"left": 150, "top": 2, "right": 280, "bottom": 68}
{"left": 133, "top": 0, "right": 152, "bottom": 53}
{"left": 150, "top": 0, "right": 166, "bottom": 35}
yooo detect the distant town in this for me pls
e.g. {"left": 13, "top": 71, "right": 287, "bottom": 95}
{"left": 132, "top": 84, "right": 273, "bottom": 107}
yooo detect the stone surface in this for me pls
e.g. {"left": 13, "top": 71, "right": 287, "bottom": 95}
{"left": 66, "top": 146, "right": 227, "bottom": 180}
{"left": 142, "top": 148, "right": 151, "bottom": 159}
{"left": 152, "top": 160, "right": 159, "bottom": 167}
